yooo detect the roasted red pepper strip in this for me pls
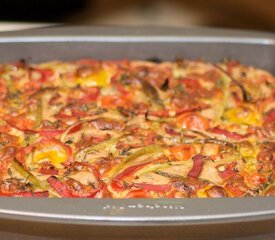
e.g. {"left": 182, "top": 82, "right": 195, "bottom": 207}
{"left": 110, "top": 158, "right": 165, "bottom": 192}
{"left": 113, "top": 162, "right": 150, "bottom": 181}
{"left": 110, "top": 162, "right": 149, "bottom": 191}
{"left": 125, "top": 189, "right": 151, "bottom": 198}
{"left": 80, "top": 87, "right": 100, "bottom": 104}
{"left": 218, "top": 162, "right": 237, "bottom": 179}
{"left": 134, "top": 183, "right": 171, "bottom": 192}
{"left": 65, "top": 178, "right": 102, "bottom": 198}
{"left": 39, "top": 163, "right": 59, "bottom": 175}
{"left": 4, "top": 117, "right": 63, "bottom": 136}
{"left": 47, "top": 176, "right": 73, "bottom": 198}
{"left": 187, "top": 154, "right": 204, "bottom": 178}
{"left": 36, "top": 129, "right": 64, "bottom": 137}
{"left": 0, "top": 191, "right": 49, "bottom": 198}
{"left": 212, "top": 127, "right": 249, "bottom": 140}
{"left": 70, "top": 162, "right": 101, "bottom": 180}
{"left": 48, "top": 163, "right": 103, "bottom": 198}
{"left": 264, "top": 109, "right": 275, "bottom": 123}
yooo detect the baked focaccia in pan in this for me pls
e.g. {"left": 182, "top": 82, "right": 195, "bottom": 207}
{"left": 0, "top": 59, "right": 274, "bottom": 198}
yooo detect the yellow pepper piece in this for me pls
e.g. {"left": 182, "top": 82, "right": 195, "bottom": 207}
{"left": 76, "top": 69, "right": 110, "bottom": 87}
{"left": 238, "top": 141, "right": 258, "bottom": 158}
{"left": 33, "top": 146, "right": 68, "bottom": 168}
{"left": 223, "top": 105, "right": 261, "bottom": 126}
{"left": 196, "top": 186, "right": 213, "bottom": 198}
{"left": 244, "top": 157, "right": 258, "bottom": 172}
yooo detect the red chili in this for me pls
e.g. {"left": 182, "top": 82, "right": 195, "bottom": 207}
{"left": 188, "top": 154, "right": 204, "bottom": 178}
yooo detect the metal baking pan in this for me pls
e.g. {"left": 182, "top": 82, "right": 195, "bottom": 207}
{"left": 0, "top": 26, "right": 274, "bottom": 240}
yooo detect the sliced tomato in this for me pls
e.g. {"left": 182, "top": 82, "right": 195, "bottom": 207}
{"left": 169, "top": 144, "right": 196, "bottom": 161}
{"left": 177, "top": 113, "right": 210, "bottom": 131}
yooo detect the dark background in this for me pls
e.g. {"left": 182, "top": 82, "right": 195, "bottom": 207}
{"left": 0, "top": 0, "right": 274, "bottom": 31}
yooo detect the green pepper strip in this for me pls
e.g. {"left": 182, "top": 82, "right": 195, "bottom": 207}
{"left": 135, "top": 161, "right": 191, "bottom": 178}
{"left": 75, "top": 136, "right": 122, "bottom": 162}
{"left": 107, "top": 144, "right": 163, "bottom": 181}
{"left": 181, "top": 138, "right": 237, "bottom": 150}
{"left": 12, "top": 159, "right": 46, "bottom": 190}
